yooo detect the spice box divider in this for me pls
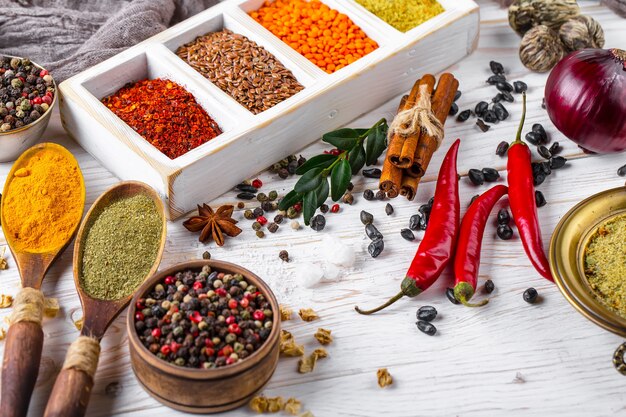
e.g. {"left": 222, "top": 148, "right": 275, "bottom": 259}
{"left": 59, "top": 0, "right": 479, "bottom": 220}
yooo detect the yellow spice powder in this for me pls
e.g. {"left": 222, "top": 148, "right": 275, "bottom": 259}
{"left": 2, "top": 147, "right": 84, "bottom": 253}
{"left": 355, "top": 0, "right": 445, "bottom": 33}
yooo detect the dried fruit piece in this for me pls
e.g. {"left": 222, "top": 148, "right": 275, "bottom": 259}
{"left": 298, "top": 308, "right": 319, "bottom": 322}
{"left": 74, "top": 316, "right": 84, "bottom": 331}
{"left": 267, "top": 397, "right": 285, "bottom": 413}
{"left": 280, "top": 305, "right": 293, "bottom": 321}
{"left": 280, "top": 330, "right": 305, "bottom": 357}
{"left": 298, "top": 348, "right": 328, "bottom": 373}
{"left": 249, "top": 396, "right": 269, "bottom": 413}
{"left": 284, "top": 398, "right": 302, "bottom": 415}
{"left": 43, "top": 298, "right": 59, "bottom": 318}
{"left": 0, "top": 294, "right": 13, "bottom": 308}
{"left": 377, "top": 368, "right": 393, "bottom": 388}
{"left": 314, "top": 328, "right": 333, "bottom": 345}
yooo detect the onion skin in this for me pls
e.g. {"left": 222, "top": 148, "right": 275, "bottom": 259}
{"left": 545, "top": 48, "right": 626, "bottom": 153}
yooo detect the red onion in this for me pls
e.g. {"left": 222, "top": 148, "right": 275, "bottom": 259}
{"left": 545, "top": 48, "right": 626, "bottom": 153}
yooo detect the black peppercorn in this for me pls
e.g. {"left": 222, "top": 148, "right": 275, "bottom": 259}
{"left": 496, "top": 141, "right": 509, "bottom": 156}
{"left": 489, "top": 61, "right": 504, "bottom": 75}
{"left": 484, "top": 279, "right": 495, "bottom": 294}
{"left": 416, "top": 306, "right": 437, "bottom": 322}
{"left": 456, "top": 109, "right": 471, "bottom": 122}
{"left": 468, "top": 169, "right": 485, "bottom": 185}
{"left": 523, "top": 287, "right": 538, "bottom": 304}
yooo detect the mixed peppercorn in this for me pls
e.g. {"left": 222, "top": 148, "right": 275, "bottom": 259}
{"left": 0, "top": 56, "right": 55, "bottom": 132}
{"left": 134, "top": 266, "right": 274, "bottom": 369}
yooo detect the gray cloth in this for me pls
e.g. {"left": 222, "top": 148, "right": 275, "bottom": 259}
{"left": 0, "top": 0, "right": 220, "bottom": 81}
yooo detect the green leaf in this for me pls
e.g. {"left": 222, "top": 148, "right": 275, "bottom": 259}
{"left": 295, "top": 154, "right": 336, "bottom": 175}
{"left": 365, "top": 122, "right": 388, "bottom": 166}
{"left": 330, "top": 159, "right": 351, "bottom": 201}
{"left": 348, "top": 144, "right": 366, "bottom": 175}
{"left": 353, "top": 128, "right": 369, "bottom": 137}
{"left": 278, "top": 189, "right": 302, "bottom": 210}
{"left": 316, "top": 178, "right": 329, "bottom": 207}
{"left": 322, "top": 128, "right": 360, "bottom": 150}
{"left": 303, "top": 190, "right": 317, "bottom": 226}
{"left": 294, "top": 167, "right": 323, "bottom": 193}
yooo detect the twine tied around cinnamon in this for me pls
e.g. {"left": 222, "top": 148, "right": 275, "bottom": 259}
{"left": 63, "top": 336, "right": 101, "bottom": 378}
{"left": 9, "top": 287, "right": 44, "bottom": 325}
{"left": 388, "top": 84, "right": 444, "bottom": 148}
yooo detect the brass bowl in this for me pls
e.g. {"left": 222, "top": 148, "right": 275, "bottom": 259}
{"left": 550, "top": 186, "right": 626, "bottom": 338}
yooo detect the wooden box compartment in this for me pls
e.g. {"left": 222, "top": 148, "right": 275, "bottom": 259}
{"left": 59, "top": 0, "right": 479, "bottom": 219}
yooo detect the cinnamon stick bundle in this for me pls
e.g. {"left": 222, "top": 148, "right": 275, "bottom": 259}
{"left": 408, "top": 73, "right": 459, "bottom": 178}
{"left": 386, "top": 78, "right": 423, "bottom": 168}
{"left": 400, "top": 175, "right": 420, "bottom": 201}
{"left": 380, "top": 96, "right": 408, "bottom": 198}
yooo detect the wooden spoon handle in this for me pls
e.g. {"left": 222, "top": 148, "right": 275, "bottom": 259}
{"left": 43, "top": 336, "right": 101, "bottom": 417}
{"left": 0, "top": 321, "right": 44, "bottom": 417}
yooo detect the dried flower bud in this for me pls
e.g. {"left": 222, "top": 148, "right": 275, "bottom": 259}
{"left": 298, "top": 308, "right": 319, "bottom": 322}
{"left": 559, "top": 15, "right": 604, "bottom": 51}
{"left": 284, "top": 398, "right": 302, "bottom": 416}
{"left": 377, "top": 368, "right": 393, "bottom": 388}
{"left": 314, "top": 328, "right": 333, "bottom": 345}
{"left": 519, "top": 25, "right": 565, "bottom": 72}
{"left": 509, "top": 0, "right": 579, "bottom": 35}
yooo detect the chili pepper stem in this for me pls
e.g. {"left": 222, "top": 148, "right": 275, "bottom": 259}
{"left": 453, "top": 282, "right": 488, "bottom": 308}
{"left": 355, "top": 277, "right": 422, "bottom": 315}
{"left": 510, "top": 92, "right": 527, "bottom": 146}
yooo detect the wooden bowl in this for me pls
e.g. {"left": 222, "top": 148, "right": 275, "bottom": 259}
{"left": 127, "top": 260, "right": 281, "bottom": 413}
{"left": 0, "top": 56, "right": 57, "bottom": 163}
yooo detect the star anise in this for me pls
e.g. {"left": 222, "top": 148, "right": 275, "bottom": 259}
{"left": 183, "top": 204, "right": 242, "bottom": 246}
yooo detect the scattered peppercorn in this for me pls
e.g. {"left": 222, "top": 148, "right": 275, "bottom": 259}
{"left": 523, "top": 287, "right": 538, "bottom": 304}
{"left": 368, "top": 239, "right": 384, "bottom": 258}
{"left": 375, "top": 190, "right": 386, "bottom": 200}
{"left": 330, "top": 204, "right": 340, "bottom": 213}
{"left": 237, "top": 202, "right": 245, "bottom": 209}
{"left": 363, "top": 189, "right": 374, "bottom": 200}
{"left": 400, "top": 229, "right": 415, "bottom": 241}
{"left": 497, "top": 208, "right": 510, "bottom": 225}
{"left": 385, "top": 203, "right": 394, "bottom": 216}
{"left": 416, "top": 306, "right": 437, "bottom": 322}
{"left": 238, "top": 192, "right": 256, "bottom": 200}
{"left": 252, "top": 179, "right": 263, "bottom": 189}
{"left": 244, "top": 209, "right": 255, "bottom": 220}
{"left": 291, "top": 220, "right": 300, "bottom": 230}
{"left": 454, "top": 90, "right": 462, "bottom": 101}
{"left": 257, "top": 216, "right": 268, "bottom": 226}
{"left": 484, "top": 279, "right": 495, "bottom": 294}
{"left": 256, "top": 230, "right": 265, "bottom": 238}
{"left": 253, "top": 207, "right": 264, "bottom": 218}
{"left": 279, "top": 250, "right": 289, "bottom": 262}
{"left": 468, "top": 169, "right": 485, "bottom": 185}
{"left": 202, "top": 251, "right": 211, "bottom": 260}
{"left": 497, "top": 224, "right": 513, "bottom": 240}
{"left": 535, "top": 190, "right": 546, "bottom": 207}
{"left": 409, "top": 214, "right": 421, "bottom": 231}
{"left": 236, "top": 183, "right": 257, "bottom": 193}
{"left": 320, "top": 204, "right": 329, "bottom": 213}
{"left": 268, "top": 223, "right": 279, "bottom": 233}
{"left": 343, "top": 192, "right": 354, "bottom": 205}
{"left": 496, "top": 141, "right": 509, "bottom": 156}
{"left": 257, "top": 193, "right": 268, "bottom": 202}
{"left": 310, "top": 214, "right": 326, "bottom": 231}
{"left": 363, "top": 168, "right": 382, "bottom": 179}
{"left": 456, "top": 109, "right": 471, "bottom": 122}
{"left": 252, "top": 222, "right": 262, "bottom": 231}
{"left": 446, "top": 287, "right": 460, "bottom": 305}
{"left": 618, "top": 164, "right": 626, "bottom": 177}
{"left": 416, "top": 320, "right": 437, "bottom": 336}
{"left": 274, "top": 214, "right": 284, "bottom": 224}
{"left": 482, "top": 167, "right": 500, "bottom": 182}
{"left": 360, "top": 210, "right": 374, "bottom": 225}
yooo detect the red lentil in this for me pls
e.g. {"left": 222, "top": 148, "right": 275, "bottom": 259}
{"left": 249, "top": 0, "right": 379, "bottom": 74}
{"left": 101, "top": 78, "right": 222, "bottom": 159}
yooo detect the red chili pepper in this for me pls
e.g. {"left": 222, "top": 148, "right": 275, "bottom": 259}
{"left": 507, "top": 93, "right": 553, "bottom": 281}
{"left": 355, "top": 139, "right": 461, "bottom": 315}
{"left": 453, "top": 184, "right": 508, "bottom": 307}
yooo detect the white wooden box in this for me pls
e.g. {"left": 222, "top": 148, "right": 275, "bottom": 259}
{"left": 59, "top": 0, "right": 479, "bottom": 219}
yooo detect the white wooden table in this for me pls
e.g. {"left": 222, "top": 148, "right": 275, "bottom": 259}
{"left": 1, "top": 2, "right": 626, "bottom": 416}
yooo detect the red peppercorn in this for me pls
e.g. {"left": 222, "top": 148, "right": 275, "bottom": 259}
{"left": 228, "top": 299, "right": 238, "bottom": 309}
{"left": 226, "top": 357, "right": 236, "bottom": 365}
{"left": 215, "top": 288, "right": 227, "bottom": 297}
{"left": 244, "top": 292, "right": 255, "bottom": 300}
{"left": 135, "top": 299, "right": 145, "bottom": 310}
{"left": 205, "top": 348, "right": 215, "bottom": 357}
{"left": 192, "top": 281, "right": 203, "bottom": 291}
{"left": 252, "top": 178, "right": 263, "bottom": 188}
{"left": 240, "top": 298, "right": 250, "bottom": 308}
{"left": 21, "top": 92, "right": 28, "bottom": 97}
{"left": 32, "top": 97, "right": 42, "bottom": 105}
{"left": 190, "top": 311, "right": 202, "bottom": 324}
{"left": 293, "top": 203, "right": 302, "bottom": 212}
{"left": 39, "top": 69, "right": 48, "bottom": 77}
{"left": 330, "top": 149, "right": 342, "bottom": 156}
{"left": 225, "top": 315, "right": 236, "bottom": 325}
{"left": 151, "top": 328, "right": 162, "bottom": 338}
{"left": 331, "top": 204, "right": 340, "bottom": 213}
{"left": 134, "top": 312, "right": 144, "bottom": 321}
{"left": 164, "top": 276, "right": 175, "bottom": 285}
{"left": 170, "top": 342, "right": 180, "bottom": 354}
{"left": 257, "top": 216, "right": 268, "bottom": 226}
{"left": 253, "top": 310, "right": 265, "bottom": 321}
{"left": 222, "top": 345, "right": 234, "bottom": 357}
{"left": 228, "top": 323, "right": 241, "bottom": 334}
{"left": 160, "top": 345, "right": 171, "bottom": 355}
{"left": 205, "top": 338, "right": 214, "bottom": 348}
{"left": 42, "top": 95, "right": 52, "bottom": 105}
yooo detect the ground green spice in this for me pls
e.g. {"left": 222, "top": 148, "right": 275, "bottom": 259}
{"left": 584, "top": 213, "right": 626, "bottom": 318}
{"left": 355, "top": 0, "right": 445, "bottom": 32}
{"left": 79, "top": 194, "right": 162, "bottom": 300}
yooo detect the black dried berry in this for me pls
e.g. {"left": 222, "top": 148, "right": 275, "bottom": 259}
{"left": 535, "top": 190, "right": 546, "bottom": 207}
{"left": 360, "top": 210, "right": 374, "bottom": 225}
{"left": 449, "top": 102, "right": 459, "bottom": 116}
{"left": 368, "top": 239, "right": 384, "bottom": 258}
{"left": 417, "top": 306, "right": 437, "bottom": 322}
{"left": 618, "top": 164, "right": 626, "bottom": 177}
{"left": 493, "top": 102, "right": 509, "bottom": 121}
{"left": 532, "top": 123, "right": 547, "bottom": 143}
{"left": 484, "top": 110, "right": 498, "bottom": 124}
{"left": 484, "top": 279, "right": 495, "bottom": 294}
{"left": 501, "top": 91, "right": 514, "bottom": 102}
{"left": 525, "top": 131, "right": 542, "bottom": 146}
{"left": 537, "top": 145, "right": 551, "bottom": 160}
{"left": 362, "top": 168, "right": 381, "bottom": 179}
{"left": 376, "top": 190, "right": 386, "bottom": 200}
{"left": 550, "top": 156, "right": 567, "bottom": 169}
{"left": 497, "top": 224, "right": 513, "bottom": 240}
{"left": 468, "top": 169, "right": 485, "bottom": 185}
{"left": 363, "top": 189, "right": 374, "bottom": 200}
{"left": 549, "top": 141, "right": 561, "bottom": 155}
{"left": 320, "top": 204, "right": 329, "bottom": 213}
{"left": 496, "top": 81, "right": 513, "bottom": 92}
{"left": 513, "top": 81, "right": 527, "bottom": 93}
{"left": 490, "top": 60, "right": 504, "bottom": 75}
{"left": 418, "top": 214, "right": 428, "bottom": 230}
{"left": 497, "top": 208, "right": 510, "bottom": 225}
{"left": 310, "top": 214, "right": 326, "bottom": 231}
{"left": 409, "top": 214, "right": 421, "bottom": 230}
{"left": 523, "top": 287, "right": 538, "bottom": 304}
{"left": 446, "top": 287, "right": 460, "bottom": 305}
{"left": 236, "top": 183, "right": 257, "bottom": 193}
{"left": 456, "top": 109, "right": 471, "bottom": 122}
{"left": 237, "top": 192, "right": 256, "bottom": 200}
{"left": 400, "top": 228, "right": 415, "bottom": 241}
{"left": 385, "top": 203, "right": 394, "bottom": 216}
{"left": 492, "top": 93, "right": 504, "bottom": 103}
{"left": 476, "top": 119, "right": 490, "bottom": 132}
{"left": 416, "top": 320, "right": 437, "bottom": 336}
{"left": 482, "top": 167, "right": 500, "bottom": 182}
{"left": 487, "top": 74, "right": 506, "bottom": 85}
{"left": 365, "top": 224, "right": 383, "bottom": 240}
{"left": 542, "top": 98, "right": 546, "bottom": 109}
{"left": 496, "top": 141, "right": 509, "bottom": 156}
{"left": 454, "top": 90, "right": 462, "bottom": 101}
{"left": 475, "top": 101, "right": 489, "bottom": 117}
{"left": 533, "top": 173, "right": 546, "bottom": 186}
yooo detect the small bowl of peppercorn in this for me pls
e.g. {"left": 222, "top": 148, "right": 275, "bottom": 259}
{"left": 127, "top": 259, "right": 281, "bottom": 413}
{"left": 0, "top": 55, "right": 57, "bottom": 162}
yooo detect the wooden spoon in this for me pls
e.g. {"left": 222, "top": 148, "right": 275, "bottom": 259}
{"left": 0, "top": 143, "right": 85, "bottom": 417}
{"left": 43, "top": 181, "right": 167, "bottom": 417}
